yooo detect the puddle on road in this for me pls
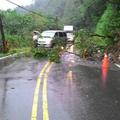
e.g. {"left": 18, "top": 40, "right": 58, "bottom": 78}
{"left": 27, "top": 78, "right": 33, "bottom": 81}
{"left": 10, "top": 88, "right": 15, "bottom": 90}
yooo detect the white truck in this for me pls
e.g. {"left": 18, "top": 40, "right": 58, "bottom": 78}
{"left": 64, "top": 25, "right": 74, "bottom": 32}
{"left": 64, "top": 25, "right": 74, "bottom": 42}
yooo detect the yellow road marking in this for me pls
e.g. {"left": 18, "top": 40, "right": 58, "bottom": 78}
{"left": 42, "top": 63, "right": 53, "bottom": 120}
{"left": 31, "top": 62, "right": 50, "bottom": 120}
{"left": 67, "top": 70, "right": 73, "bottom": 86}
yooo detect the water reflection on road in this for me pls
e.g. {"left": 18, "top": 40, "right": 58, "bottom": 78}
{"left": 49, "top": 45, "right": 120, "bottom": 120}
{"left": 0, "top": 45, "right": 120, "bottom": 120}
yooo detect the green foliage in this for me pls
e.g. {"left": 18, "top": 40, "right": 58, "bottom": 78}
{"left": 3, "top": 10, "right": 49, "bottom": 34}
{"left": 0, "top": 53, "right": 10, "bottom": 57}
{"left": 52, "top": 37, "right": 67, "bottom": 48}
{"left": 9, "top": 47, "right": 31, "bottom": 56}
{"left": 5, "top": 34, "right": 32, "bottom": 48}
{"left": 32, "top": 40, "right": 63, "bottom": 63}
{"left": 62, "top": 0, "right": 107, "bottom": 31}
{"left": 96, "top": 4, "right": 114, "bottom": 36}
{"left": 17, "top": 0, "right": 107, "bottom": 31}
{"left": 0, "top": 10, "right": 59, "bottom": 50}
{"left": 75, "top": 30, "right": 93, "bottom": 56}
{"left": 32, "top": 47, "right": 61, "bottom": 63}
{"left": 0, "top": 9, "right": 64, "bottom": 62}
{"left": 48, "top": 46, "right": 61, "bottom": 63}
{"left": 48, "top": 38, "right": 65, "bottom": 63}
{"left": 96, "top": 3, "right": 120, "bottom": 46}
{"left": 75, "top": 30, "right": 106, "bottom": 56}
{"left": 0, "top": 47, "right": 31, "bottom": 57}
{"left": 1, "top": 0, "right": 119, "bottom": 59}
{"left": 92, "top": 37, "right": 109, "bottom": 47}
{"left": 33, "top": 48, "right": 49, "bottom": 59}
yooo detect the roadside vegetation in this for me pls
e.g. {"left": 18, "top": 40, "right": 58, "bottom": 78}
{"left": 74, "top": 1, "right": 120, "bottom": 62}
{"left": 0, "top": 10, "right": 58, "bottom": 49}
{"left": 32, "top": 40, "right": 65, "bottom": 63}
{"left": 0, "top": 10, "right": 62, "bottom": 62}
{"left": 0, "top": 0, "right": 120, "bottom": 63}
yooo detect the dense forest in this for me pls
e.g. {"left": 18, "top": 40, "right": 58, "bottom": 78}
{"left": 17, "top": 0, "right": 108, "bottom": 31}
{"left": 0, "top": 0, "right": 120, "bottom": 62}
{"left": 17, "top": 0, "right": 120, "bottom": 40}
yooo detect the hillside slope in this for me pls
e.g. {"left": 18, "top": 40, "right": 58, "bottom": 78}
{"left": 17, "top": 0, "right": 107, "bottom": 31}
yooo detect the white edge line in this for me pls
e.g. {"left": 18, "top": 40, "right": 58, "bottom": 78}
{"left": 0, "top": 55, "right": 12, "bottom": 60}
{"left": 115, "top": 64, "right": 120, "bottom": 68}
{"left": 0, "top": 52, "right": 24, "bottom": 60}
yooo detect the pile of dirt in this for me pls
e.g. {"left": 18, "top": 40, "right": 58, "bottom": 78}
{"left": 68, "top": 41, "right": 120, "bottom": 64}
{"left": 83, "top": 41, "right": 120, "bottom": 64}
{"left": 107, "top": 41, "right": 120, "bottom": 64}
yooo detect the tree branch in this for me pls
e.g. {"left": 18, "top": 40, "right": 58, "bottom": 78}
{"left": 90, "top": 33, "right": 113, "bottom": 39}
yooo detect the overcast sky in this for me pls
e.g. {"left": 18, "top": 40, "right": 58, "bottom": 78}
{"left": 0, "top": 0, "right": 34, "bottom": 10}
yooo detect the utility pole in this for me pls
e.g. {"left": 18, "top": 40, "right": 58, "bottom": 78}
{"left": 0, "top": 15, "right": 6, "bottom": 51}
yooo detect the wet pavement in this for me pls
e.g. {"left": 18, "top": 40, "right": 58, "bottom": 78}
{"left": 48, "top": 53, "right": 120, "bottom": 120}
{"left": 0, "top": 57, "right": 47, "bottom": 120}
{"left": 0, "top": 52, "right": 120, "bottom": 120}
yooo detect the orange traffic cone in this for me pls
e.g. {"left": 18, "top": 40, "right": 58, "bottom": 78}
{"left": 101, "top": 53, "right": 109, "bottom": 87}
{"left": 102, "top": 53, "right": 109, "bottom": 68}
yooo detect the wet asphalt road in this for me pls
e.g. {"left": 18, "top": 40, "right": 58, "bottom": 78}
{"left": 0, "top": 53, "right": 120, "bottom": 120}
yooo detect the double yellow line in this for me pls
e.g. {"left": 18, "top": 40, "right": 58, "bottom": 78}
{"left": 31, "top": 61, "right": 53, "bottom": 120}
